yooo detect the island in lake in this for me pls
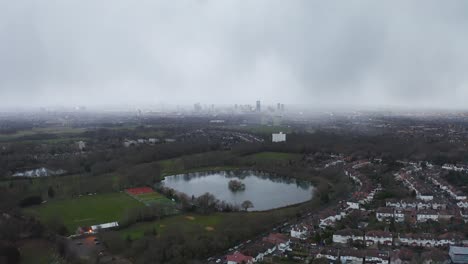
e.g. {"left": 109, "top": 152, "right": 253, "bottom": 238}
{"left": 161, "top": 171, "right": 314, "bottom": 211}
{"left": 228, "top": 179, "right": 246, "bottom": 192}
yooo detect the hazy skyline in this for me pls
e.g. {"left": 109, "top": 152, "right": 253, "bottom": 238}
{"left": 1, "top": 1, "right": 468, "bottom": 109}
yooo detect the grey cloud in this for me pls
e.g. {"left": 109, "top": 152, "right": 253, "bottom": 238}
{"left": 1, "top": 0, "right": 468, "bottom": 109}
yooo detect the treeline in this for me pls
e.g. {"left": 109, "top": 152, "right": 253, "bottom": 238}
{"left": 4, "top": 128, "right": 466, "bottom": 180}
{"left": 232, "top": 131, "right": 468, "bottom": 164}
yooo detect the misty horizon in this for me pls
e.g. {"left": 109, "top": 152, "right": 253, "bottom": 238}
{"left": 2, "top": 1, "right": 468, "bottom": 109}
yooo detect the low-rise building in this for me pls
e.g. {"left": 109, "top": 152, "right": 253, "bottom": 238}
{"left": 226, "top": 252, "right": 254, "bottom": 264}
{"left": 332, "top": 229, "right": 364, "bottom": 244}
{"left": 340, "top": 248, "right": 364, "bottom": 264}
{"left": 398, "top": 233, "right": 437, "bottom": 247}
{"left": 242, "top": 242, "right": 275, "bottom": 263}
{"left": 417, "top": 193, "right": 434, "bottom": 201}
{"left": 417, "top": 209, "right": 438, "bottom": 222}
{"left": 458, "top": 200, "right": 468, "bottom": 209}
{"left": 365, "top": 249, "right": 389, "bottom": 264}
{"left": 316, "top": 248, "right": 339, "bottom": 262}
{"left": 262, "top": 233, "right": 290, "bottom": 252}
{"left": 438, "top": 209, "right": 457, "bottom": 221}
{"left": 365, "top": 231, "right": 393, "bottom": 246}
{"left": 90, "top": 221, "right": 119, "bottom": 233}
{"left": 148, "top": 138, "right": 159, "bottom": 144}
{"left": 376, "top": 207, "right": 394, "bottom": 222}
{"left": 76, "top": 141, "right": 86, "bottom": 151}
{"left": 272, "top": 132, "right": 286, "bottom": 143}
{"left": 449, "top": 246, "right": 468, "bottom": 264}
{"left": 437, "top": 233, "right": 462, "bottom": 247}
{"left": 290, "top": 224, "right": 309, "bottom": 240}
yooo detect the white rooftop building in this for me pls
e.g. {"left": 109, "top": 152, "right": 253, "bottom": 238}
{"left": 272, "top": 132, "right": 286, "bottom": 143}
{"left": 91, "top": 221, "right": 119, "bottom": 232}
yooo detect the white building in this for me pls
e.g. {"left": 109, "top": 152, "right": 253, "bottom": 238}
{"left": 316, "top": 248, "right": 339, "bottom": 262}
{"left": 340, "top": 249, "right": 363, "bottom": 264}
{"left": 333, "top": 229, "right": 364, "bottom": 244}
{"left": 290, "top": 225, "right": 308, "bottom": 240}
{"left": 417, "top": 194, "right": 434, "bottom": 201}
{"left": 365, "top": 250, "right": 390, "bottom": 264}
{"left": 376, "top": 207, "right": 394, "bottom": 222}
{"left": 449, "top": 246, "right": 468, "bottom": 264}
{"left": 76, "top": 141, "right": 86, "bottom": 151}
{"left": 123, "top": 140, "right": 137, "bottom": 147}
{"left": 416, "top": 210, "right": 438, "bottom": 222}
{"left": 398, "top": 234, "right": 437, "bottom": 247}
{"left": 272, "top": 132, "right": 286, "bottom": 143}
{"left": 91, "top": 221, "right": 119, "bottom": 232}
{"left": 347, "top": 201, "right": 360, "bottom": 210}
{"left": 365, "top": 231, "right": 393, "bottom": 246}
{"left": 148, "top": 138, "right": 159, "bottom": 144}
{"left": 457, "top": 201, "right": 468, "bottom": 209}
{"left": 394, "top": 209, "right": 405, "bottom": 222}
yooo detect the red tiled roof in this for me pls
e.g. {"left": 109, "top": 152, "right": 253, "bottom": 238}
{"left": 366, "top": 230, "right": 392, "bottom": 238}
{"left": 263, "top": 233, "right": 288, "bottom": 245}
{"left": 226, "top": 252, "right": 253, "bottom": 263}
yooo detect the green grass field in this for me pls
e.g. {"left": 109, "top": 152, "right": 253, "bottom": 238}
{"left": 158, "top": 151, "right": 237, "bottom": 176}
{"left": 117, "top": 203, "right": 307, "bottom": 241}
{"left": 158, "top": 151, "right": 299, "bottom": 176}
{"left": 136, "top": 192, "right": 164, "bottom": 201}
{"left": 127, "top": 190, "right": 179, "bottom": 215}
{"left": 24, "top": 192, "right": 144, "bottom": 232}
{"left": 119, "top": 214, "right": 223, "bottom": 240}
{"left": 0, "top": 127, "right": 87, "bottom": 141}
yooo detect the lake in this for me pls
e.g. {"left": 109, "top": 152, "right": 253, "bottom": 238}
{"left": 161, "top": 170, "right": 315, "bottom": 211}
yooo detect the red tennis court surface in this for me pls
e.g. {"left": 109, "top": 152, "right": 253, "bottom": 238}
{"left": 125, "top": 187, "right": 154, "bottom": 195}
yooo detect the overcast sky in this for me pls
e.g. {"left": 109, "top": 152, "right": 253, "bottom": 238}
{"left": 1, "top": 1, "right": 468, "bottom": 109}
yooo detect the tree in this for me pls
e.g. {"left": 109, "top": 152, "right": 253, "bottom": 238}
{"left": 47, "top": 186, "right": 55, "bottom": 198}
{"left": 45, "top": 216, "right": 68, "bottom": 236}
{"left": 320, "top": 192, "right": 329, "bottom": 204}
{"left": 99, "top": 231, "right": 126, "bottom": 253}
{"left": 228, "top": 180, "right": 245, "bottom": 192}
{"left": 312, "top": 258, "right": 329, "bottom": 264}
{"left": 0, "top": 244, "right": 20, "bottom": 264}
{"left": 196, "top": 193, "right": 218, "bottom": 214}
{"left": 18, "top": 195, "right": 42, "bottom": 207}
{"left": 313, "top": 233, "right": 322, "bottom": 243}
{"left": 241, "top": 200, "right": 254, "bottom": 211}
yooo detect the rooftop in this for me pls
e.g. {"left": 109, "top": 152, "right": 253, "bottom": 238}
{"left": 450, "top": 246, "right": 468, "bottom": 255}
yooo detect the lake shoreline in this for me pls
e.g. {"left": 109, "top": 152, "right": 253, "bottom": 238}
{"left": 160, "top": 170, "right": 316, "bottom": 211}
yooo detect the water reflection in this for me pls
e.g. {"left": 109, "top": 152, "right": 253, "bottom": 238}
{"left": 161, "top": 170, "right": 315, "bottom": 211}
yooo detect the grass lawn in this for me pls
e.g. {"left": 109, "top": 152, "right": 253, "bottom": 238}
{"left": 158, "top": 151, "right": 238, "bottom": 176}
{"left": 118, "top": 203, "right": 307, "bottom": 241}
{"left": 243, "top": 152, "right": 301, "bottom": 163}
{"left": 136, "top": 192, "right": 164, "bottom": 201}
{"left": 130, "top": 190, "right": 178, "bottom": 214}
{"left": 0, "top": 127, "right": 87, "bottom": 141}
{"left": 119, "top": 213, "right": 223, "bottom": 240}
{"left": 24, "top": 192, "right": 144, "bottom": 232}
